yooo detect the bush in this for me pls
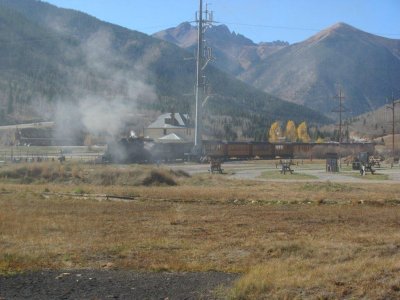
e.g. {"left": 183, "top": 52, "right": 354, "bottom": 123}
{"left": 142, "top": 170, "right": 177, "bottom": 186}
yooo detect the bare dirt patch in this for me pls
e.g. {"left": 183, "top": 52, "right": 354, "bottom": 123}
{"left": 0, "top": 270, "right": 238, "bottom": 299}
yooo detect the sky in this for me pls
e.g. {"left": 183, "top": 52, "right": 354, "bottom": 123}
{"left": 44, "top": 0, "right": 400, "bottom": 44}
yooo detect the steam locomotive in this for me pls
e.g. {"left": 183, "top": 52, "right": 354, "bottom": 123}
{"left": 104, "top": 136, "right": 192, "bottom": 163}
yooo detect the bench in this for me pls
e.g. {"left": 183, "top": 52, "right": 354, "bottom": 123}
{"left": 209, "top": 160, "right": 223, "bottom": 174}
{"left": 280, "top": 162, "right": 294, "bottom": 174}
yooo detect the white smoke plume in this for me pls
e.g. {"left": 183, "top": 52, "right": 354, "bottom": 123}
{"left": 52, "top": 26, "right": 158, "bottom": 143}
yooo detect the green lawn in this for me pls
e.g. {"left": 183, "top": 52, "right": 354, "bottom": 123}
{"left": 259, "top": 170, "right": 318, "bottom": 180}
{"left": 345, "top": 172, "right": 389, "bottom": 180}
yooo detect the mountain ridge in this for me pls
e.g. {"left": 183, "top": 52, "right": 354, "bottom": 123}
{"left": 154, "top": 21, "right": 400, "bottom": 116}
{"left": 153, "top": 22, "right": 289, "bottom": 75}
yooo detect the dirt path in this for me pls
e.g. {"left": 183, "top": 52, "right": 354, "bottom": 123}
{"left": 169, "top": 161, "right": 400, "bottom": 184}
{"left": 233, "top": 167, "right": 400, "bottom": 183}
{"left": 0, "top": 270, "right": 238, "bottom": 300}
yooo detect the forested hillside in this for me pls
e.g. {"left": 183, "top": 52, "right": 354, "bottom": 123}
{"left": 0, "top": 0, "right": 328, "bottom": 141}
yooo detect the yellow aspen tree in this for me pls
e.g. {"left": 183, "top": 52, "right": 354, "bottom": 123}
{"left": 297, "top": 121, "right": 311, "bottom": 142}
{"left": 268, "top": 121, "right": 282, "bottom": 142}
{"left": 285, "top": 120, "right": 297, "bottom": 142}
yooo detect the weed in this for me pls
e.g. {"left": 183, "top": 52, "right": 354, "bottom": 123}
{"left": 302, "top": 181, "right": 354, "bottom": 192}
{"left": 169, "top": 169, "right": 191, "bottom": 178}
{"left": 347, "top": 173, "right": 389, "bottom": 180}
{"left": 73, "top": 187, "right": 86, "bottom": 195}
{"left": 259, "top": 170, "right": 317, "bottom": 180}
{"left": 142, "top": 170, "right": 177, "bottom": 186}
{"left": 0, "top": 164, "right": 400, "bottom": 298}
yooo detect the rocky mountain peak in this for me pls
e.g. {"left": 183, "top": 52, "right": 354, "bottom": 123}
{"left": 305, "top": 22, "right": 362, "bottom": 44}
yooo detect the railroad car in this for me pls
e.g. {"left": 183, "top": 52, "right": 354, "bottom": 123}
{"left": 273, "top": 143, "right": 294, "bottom": 158}
{"left": 226, "top": 142, "right": 252, "bottom": 159}
{"left": 292, "top": 143, "right": 314, "bottom": 158}
{"left": 202, "top": 140, "right": 227, "bottom": 158}
{"left": 105, "top": 137, "right": 375, "bottom": 164}
{"left": 251, "top": 142, "right": 275, "bottom": 159}
{"left": 152, "top": 142, "right": 193, "bottom": 162}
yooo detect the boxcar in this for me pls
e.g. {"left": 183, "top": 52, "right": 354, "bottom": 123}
{"left": 251, "top": 142, "right": 274, "bottom": 159}
{"left": 274, "top": 143, "right": 294, "bottom": 158}
{"left": 202, "top": 141, "right": 227, "bottom": 158}
{"left": 226, "top": 142, "right": 252, "bottom": 159}
{"left": 292, "top": 143, "right": 314, "bottom": 158}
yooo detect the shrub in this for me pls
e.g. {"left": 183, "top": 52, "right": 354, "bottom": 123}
{"left": 142, "top": 170, "right": 177, "bottom": 186}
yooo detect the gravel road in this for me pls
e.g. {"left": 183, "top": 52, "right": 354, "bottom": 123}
{"left": 0, "top": 270, "right": 238, "bottom": 300}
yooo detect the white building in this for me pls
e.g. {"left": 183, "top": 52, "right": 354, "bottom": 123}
{"left": 144, "top": 113, "right": 194, "bottom": 143}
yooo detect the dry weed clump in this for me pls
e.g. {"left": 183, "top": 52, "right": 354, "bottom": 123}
{"left": 142, "top": 169, "right": 177, "bottom": 186}
{"left": 229, "top": 257, "right": 400, "bottom": 299}
{"left": 0, "top": 163, "right": 68, "bottom": 183}
{"left": 301, "top": 181, "right": 356, "bottom": 192}
{"left": 0, "top": 163, "right": 189, "bottom": 187}
{"left": 169, "top": 169, "right": 190, "bottom": 178}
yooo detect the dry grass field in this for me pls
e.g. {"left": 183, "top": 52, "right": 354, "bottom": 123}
{"left": 1, "top": 162, "right": 400, "bottom": 298}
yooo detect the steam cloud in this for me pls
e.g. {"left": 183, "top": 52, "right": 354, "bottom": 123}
{"left": 51, "top": 27, "right": 158, "bottom": 144}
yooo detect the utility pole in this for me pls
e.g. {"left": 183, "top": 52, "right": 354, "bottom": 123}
{"left": 332, "top": 87, "right": 347, "bottom": 169}
{"left": 386, "top": 92, "right": 399, "bottom": 159}
{"left": 332, "top": 88, "right": 346, "bottom": 143}
{"left": 345, "top": 119, "right": 350, "bottom": 143}
{"left": 193, "top": 0, "right": 213, "bottom": 154}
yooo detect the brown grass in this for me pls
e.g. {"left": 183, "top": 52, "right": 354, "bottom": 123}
{"left": 142, "top": 169, "right": 177, "bottom": 186}
{"left": 0, "top": 163, "right": 188, "bottom": 186}
{"left": 0, "top": 163, "right": 400, "bottom": 298}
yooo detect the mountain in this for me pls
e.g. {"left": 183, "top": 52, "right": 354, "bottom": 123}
{"left": 153, "top": 22, "right": 288, "bottom": 76}
{"left": 154, "top": 22, "right": 400, "bottom": 117}
{"left": 0, "top": 0, "right": 328, "bottom": 142}
{"left": 240, "top": 23, "right": 400, "bottom": 116}
{"left": 347, "top": 99, "right": 400, "bottom": 139}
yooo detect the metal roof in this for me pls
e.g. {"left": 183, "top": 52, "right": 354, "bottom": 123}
{"left": 157, "top": 133, "right": 187, "bottom": 143}
{"left": 147, "top": 113, "right": 190, "bottom": 129}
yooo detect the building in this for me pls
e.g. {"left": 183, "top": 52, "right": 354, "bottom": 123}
{"left": 144, "top": 113, "right": 194, "bottom": 143}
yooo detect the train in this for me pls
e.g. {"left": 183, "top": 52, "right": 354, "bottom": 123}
{"left": 104, "top": 137, "right": 375, "bottom": 163}
{"left": 202, "top": 140, "right": 374, "bottom": 160}
{"left": 104, "top": 136, "right": 193, "bottom": 163}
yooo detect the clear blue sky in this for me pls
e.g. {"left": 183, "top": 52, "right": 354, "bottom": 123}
{"left": 44, "top": 0, "right": 400, "bottom": 43}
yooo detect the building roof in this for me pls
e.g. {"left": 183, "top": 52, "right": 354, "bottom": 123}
{"left": 157, "top": 133, "right": 188, "bottom": 143}
{"left": 147, "top": 113, "right": 191, "bottom": 129}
